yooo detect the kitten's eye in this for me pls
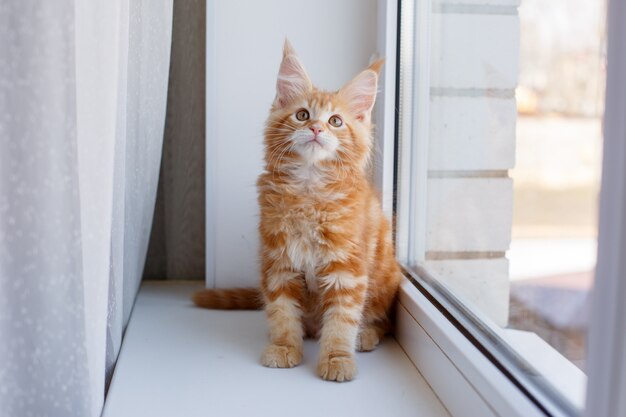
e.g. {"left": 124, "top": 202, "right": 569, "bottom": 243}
{"left": 329, "top": 115, "right": 343, "bottom": 128}
{"left": 295, "top": 109, "right": 310, "bottom": 121}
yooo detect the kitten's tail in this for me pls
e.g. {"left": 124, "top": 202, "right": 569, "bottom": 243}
{"left": 192, "top": 288, "right": 264, "bottom": 310}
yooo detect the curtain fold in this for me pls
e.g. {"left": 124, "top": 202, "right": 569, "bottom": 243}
{"left": 0, "top": 1, "right": 174, "bottom": 416}
{"left": 144, "top": 0, "right": 206, "bottom": 281}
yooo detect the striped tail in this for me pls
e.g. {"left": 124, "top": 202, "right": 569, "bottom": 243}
{"left": 192, "top": 288, "right": 264, "bottom": 310}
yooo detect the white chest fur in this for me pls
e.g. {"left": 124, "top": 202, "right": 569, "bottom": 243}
{"left": 282, "top": 207, "right": 325, "bottom": 293}
{"left": 278, "top": 172, "right": 345, "bottom": 294}
{"left": 304, "top": 266, "right": 318, "bottom": 293}
{"left": 284, "top": 224, "right": 320, "bottom": 292}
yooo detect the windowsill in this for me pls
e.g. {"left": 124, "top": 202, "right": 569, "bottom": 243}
{"left": 498, "top": 328, "right": 586, "bottom": 410}
{"left": 396, "top": 278, "right": 548, "bottom": 417}
{"left": 102, "top": 281, "right": 451, "bottom": 417}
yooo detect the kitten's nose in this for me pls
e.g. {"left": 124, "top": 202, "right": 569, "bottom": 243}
{"left": 309, "top": 124, "right": 323, "bottom": 136}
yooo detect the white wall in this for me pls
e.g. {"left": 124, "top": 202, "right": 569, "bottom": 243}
{"left": 206, "top": 0, "right": 379, "bottom": 288}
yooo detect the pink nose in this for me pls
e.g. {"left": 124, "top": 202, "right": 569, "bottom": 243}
{"left": 309, "top": 125, "right": 323, "bottom": 136}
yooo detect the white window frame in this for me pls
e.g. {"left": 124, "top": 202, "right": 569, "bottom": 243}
{"left": 380, "top": 0, "right": 626, "bottom": 416}
{"left": 583, "top": 0, "right": 626, "bottom": 414}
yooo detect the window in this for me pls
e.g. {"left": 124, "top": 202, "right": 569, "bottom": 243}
{"left": 393, "top": 0, "right": 609, "bottom": 415}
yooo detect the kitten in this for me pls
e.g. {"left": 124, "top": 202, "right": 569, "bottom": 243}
{"left": 193, "top": 39, "right": 401, "bottom": 382}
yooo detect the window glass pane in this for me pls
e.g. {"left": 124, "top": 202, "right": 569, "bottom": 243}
{"left": 509, "top": 0, "right": 604, "bottom": 374}
{"left": 400, "top": 0, "right": 606, "bottom": 411}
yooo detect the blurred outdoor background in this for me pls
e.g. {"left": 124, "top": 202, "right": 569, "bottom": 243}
{"left": 507, "top": 0, "right": 607, "bottom": 371}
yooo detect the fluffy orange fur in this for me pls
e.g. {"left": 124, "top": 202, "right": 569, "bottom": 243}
{"left": 193, "top": 39, "right": 401, "bottom": 382}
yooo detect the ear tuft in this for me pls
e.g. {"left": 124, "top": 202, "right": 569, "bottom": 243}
{"left": 338, "top": 69, "right": 378, "bottom": 121}
{"left": 283, "top": 38, "right": 296, "bottom": 58}
{"left": 367, "top": 58, "right": 385, "bottom": 75}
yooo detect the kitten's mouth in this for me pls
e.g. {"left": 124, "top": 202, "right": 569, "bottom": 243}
{"left": 308, "top": 137, "right": 322, "bottom": 146}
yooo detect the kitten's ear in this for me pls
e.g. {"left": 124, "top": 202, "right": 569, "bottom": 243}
{"left": 283, "top": 38, "right": 297, "bottom": 58}
{"left": 274, "top": 39, "right": 312, "bottom": 108}
{"left": 338, "top": 67, "right": 379, "bottom": 122}
{"left": 367, "top": 58, "right": 385, "bottom": 75}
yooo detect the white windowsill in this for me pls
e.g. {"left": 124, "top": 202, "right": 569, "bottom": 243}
{"left": 102, "top": 281, "right": 451, "bottom": 417}
{"left": 499, "top": 328, "right": 586, "bottom": 410}
{"left": 396, "top": 279, "right": 548, "bottom": 417}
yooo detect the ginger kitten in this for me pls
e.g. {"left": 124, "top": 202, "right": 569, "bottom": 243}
{"left": 193, "top": 40, "right": 401, "bottom": 382}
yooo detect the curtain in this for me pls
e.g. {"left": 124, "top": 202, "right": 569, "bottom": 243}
{"left": 144, "top": 0, "right": 206, "bottom": 281}
{"left": 0, "top": 1, "right": 173, "bottom": 416}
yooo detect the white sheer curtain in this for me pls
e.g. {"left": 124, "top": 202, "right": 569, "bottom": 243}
{"left": 0, "top": 1, "right": 173, "bottom": 417}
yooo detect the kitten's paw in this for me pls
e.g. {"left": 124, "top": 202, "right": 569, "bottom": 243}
{"left": 261, "top": 344, "right": 302, "bottom": 368}
{"left": 317, "top": 352, "right": 357, "bottom": 382}
{"left": 356, "top": 328, "right": 381, "bottom": 352}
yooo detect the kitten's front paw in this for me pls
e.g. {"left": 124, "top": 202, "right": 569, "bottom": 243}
{"left": 317, "top": 352, "right": 357, "bottom": 382}
{"left": 356, "top": 328, "right": 381, "bottom": 352}
{"left": 261, "top": 344, "right": 302, "bottom": 368}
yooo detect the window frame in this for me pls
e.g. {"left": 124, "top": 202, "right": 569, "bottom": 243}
{"left": 583, "top": 0, "right": 626, "bottom": 414}
{"left": 380, "top": 0, "right": 626, "bottom": 416}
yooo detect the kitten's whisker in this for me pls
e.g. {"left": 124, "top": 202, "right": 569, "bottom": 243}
{"left": 271, "top": 142, "right": 296, "bottom": 182}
